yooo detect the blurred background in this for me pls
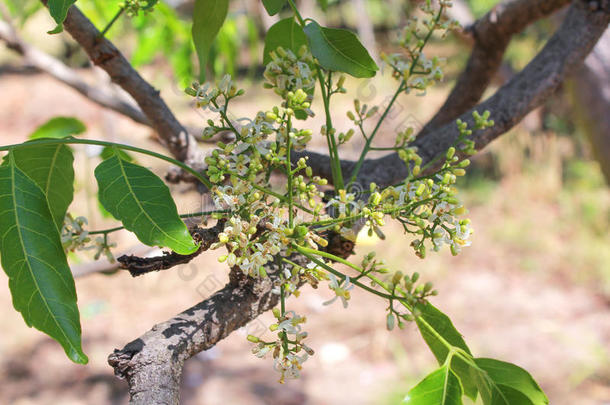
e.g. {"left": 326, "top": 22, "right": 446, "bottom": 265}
{"left": 0, "top": 0, "right": 609, "bottom": 404}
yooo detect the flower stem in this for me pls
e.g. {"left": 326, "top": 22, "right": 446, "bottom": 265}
{"left": 99, "top": 7, "right": 125, "bottom": 38}
{"left": 287, "top": 0, "right": 344, "bottom": 191}
{"left": 0, "top": 138, "right": 214, "bottom": 189}
{"left": 347, "top": 6, "right": 446, "bottom": 187}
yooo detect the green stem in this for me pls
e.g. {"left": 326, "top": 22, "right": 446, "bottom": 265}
{"left": 304, "top": 197, "right": 434, "bottom": 227}
{"left": 286, "top": 116, "right": 294, "bottom": 227}
{"left": 317, "top": 70, "right": 345, "bottom": 191}
{"left": 0, "top": 138, "right": 214, "bottom": 189}
{"left": 347, "top": 81, "right": 405, "bottom": 187}
{"left": 89, "top": 209, "right": 229, "bottom": 236}
{"left": 212, "top": 99, "right": 242, "bottom": 140}
{"left": 99, "top": 7, "right": 125, "bottom": 38}
{"left": 287, "top": 0, "right": 344, "bottom": 191}
{"left": 295, "top": 243, "right": 474, "bottom": 365}
{"left": 279, "top": 263, "right": 290, "bottom": 353}
{"left": 347, "top": 6, "right": 445, "bottom": 187}
{"left": 284, "top": 253, "right": 392, "bottom": 301}
{"left": 287, "top": 0, "right": 305, "bottom": 25}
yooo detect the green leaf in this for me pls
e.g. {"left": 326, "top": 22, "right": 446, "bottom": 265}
{"left": 100, "top": 145, "right": 135, "bottom": 163}
{"left": 0, "top": 152, "right": 87, "bottom": 364}
{"left": 304, "top": 21, "right": 378, "bottom": 78}
{"left": 29, "top": 117, "right": 86, "bottom": 140}
{"left": 47, "top": 0, "right": 77, "bottom": 34}
{"left": 316, "top": 0, "right": 328, "bottom": 11}
{"left": 415, "top": 303, "right": 478, "bottom": 400}
{"left": 192, "top": 0, "right": 229, "bottom": 81}
{"left": 262, "top": 0, "right": 287, "bottom": 16}
{"left": 402, "top": 365, "right": 463, "bottom": 405}
{"left": 474, "top": 358, "right": 549, "bottom": 405}
{"left": 263, "top": 17, "right": 307, "bottom": 65}
{"left": 94, "top": 150, "right": 198, "bottom": 255}
{"left": 10, "top": 144, "right": 75, "bottom": 233}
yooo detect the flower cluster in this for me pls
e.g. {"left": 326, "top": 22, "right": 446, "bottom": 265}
{"left": 180, "top": 1, "right": 487, "bottom": 384}
{"left": 119, "top": 0, "right": 157, "bottom": 17}
{"left": 248, "top": 308, "right": 313, "bottom": 383}
{"left": 264, "top": 46, "right": 316, "bottom": 100}
{"left": 380, "top": 0, "right": 460, "bottom": 96}
{"left": 61, "top": 214, "right": 116, "bottom": 262}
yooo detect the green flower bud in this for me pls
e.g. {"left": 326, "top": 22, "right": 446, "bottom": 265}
{"left": 386, "top": 313, "right": 395, "bottom": 331}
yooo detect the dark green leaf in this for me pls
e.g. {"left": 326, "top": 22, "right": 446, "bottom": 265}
{"left": 47, "top": 0, "right": 76, "bottom": 34}
{"left": 402, "top": 365, "right": 463, "bottom": 405}
{"left": 262, "top": 0, "right": 287, "bottom": 16}
{"left": 304, "top": 21, "right": 378, "bottom": 78}
{"left": 192, "top": 0, "right": 229, "bottom": 81}
{"left": 11, "top": 144, "right": 75, "bottom": 233}
{"left": 415, "top": 303, "right": 478, "bottom": 400}
{"left": 474, "top": 358, "right": 549, "bottom": 405}
{"left": 94, "top": 150, "right": 198, "bottom": 255}
{"left": 29, "top": 117, "right": 86, "bottom": 140}
{"left": 263, "top": 17, "right": 307, "bottom": 65}
{"left": 0, "top": 152, "right": 87, "bottom": 364}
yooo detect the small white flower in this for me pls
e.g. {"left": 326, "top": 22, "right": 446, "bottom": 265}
{"left": 323, "top": 274, "right": 354, "bottom": 308}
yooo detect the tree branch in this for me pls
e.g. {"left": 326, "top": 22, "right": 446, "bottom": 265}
{"left": 117, "top": 223, "right": 224, "bottom": 277}
{"left": 358, "top": 0, "right": 609, "bottom": 188}
{"left": 40, "top": 0, "right": 205, "bottom": 172}
{"left": 0, "top": 19, "right": 150, "bottom": 125}
{"left": 421, "top": 0, "right": 572, "bottom": 134}
{"left": 108, "top": 255, "right": 309, "bottom": 405}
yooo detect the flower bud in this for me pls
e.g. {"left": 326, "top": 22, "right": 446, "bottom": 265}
{"left": 386, "top": 313, "right": 395, "bottom": 331}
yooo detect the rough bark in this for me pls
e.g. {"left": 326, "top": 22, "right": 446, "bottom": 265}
{"left": 39, "top": 0, "right": 205, "bottom": 172}
{"left": 421, "top": 0, "right": 572, "bottom": 134}
{"left": 108, "top": 256, "right": 308, "bottom": 405}
{"left": 359, "top": 0, "right": 610, "bottom": 188}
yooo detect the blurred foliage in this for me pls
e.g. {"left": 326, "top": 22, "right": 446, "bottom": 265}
{"left": 464, "top": 0, "right": 499, "bottom": 18}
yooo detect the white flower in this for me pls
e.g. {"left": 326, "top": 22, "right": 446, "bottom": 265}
{"left": 274, "top": 352, "right": 309, "bottom": 382}
{"left": 323, "top": 274, "right": 354, "bottom": 308}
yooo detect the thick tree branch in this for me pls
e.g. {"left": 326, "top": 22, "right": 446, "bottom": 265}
{"left": 421, "top": 0, "right": 572, "bottom": 134}
{"left": 359, "top": 0, "right": 610, "bottom": 188}
{"left": 108, "top": 255, "right": 310, "bottom": 405}
{"left": 0, "top": 19, "right": 150, "bottom": 126}
{"left": 40, "top": 0, "right": 205, "bottom": 172}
